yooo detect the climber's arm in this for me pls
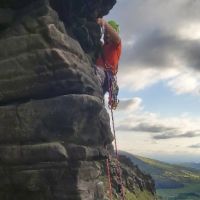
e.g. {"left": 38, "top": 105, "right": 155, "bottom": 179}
{"left": 97, "top": 18, "right": 121, "bottom": 45}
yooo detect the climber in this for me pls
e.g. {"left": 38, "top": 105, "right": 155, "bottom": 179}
{"left": 95, "top": 18, "right": 122, "bottom": 109}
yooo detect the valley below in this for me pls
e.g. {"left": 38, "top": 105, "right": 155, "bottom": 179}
{"left": 120, "top": 151, "right": 200, "bottom": 200}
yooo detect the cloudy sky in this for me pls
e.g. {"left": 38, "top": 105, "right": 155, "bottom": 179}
{"left": 107, "top": 0, "right": 200, "bottom": 163}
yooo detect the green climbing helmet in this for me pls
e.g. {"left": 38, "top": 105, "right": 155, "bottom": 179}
{"left": 108, "top": 20, "right": 120, "bottom": 33}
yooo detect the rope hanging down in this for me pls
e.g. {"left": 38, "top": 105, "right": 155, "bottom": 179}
{"left": 106, "top": 148, "right": 113, "bottom": 200}
{"left": 106, "top": 70, "right": 125, "bottom": 200}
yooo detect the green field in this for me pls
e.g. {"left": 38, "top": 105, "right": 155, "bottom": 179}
{"left": 157, "top": 183, "right": 200, "bottom": 200}
{"left": 120, "top": 151, "right": 200, "bottom": 200}
{"left": 113, "top": 189, "right": 155, "bottom": 200}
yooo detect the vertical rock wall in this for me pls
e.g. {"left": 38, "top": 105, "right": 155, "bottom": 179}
{"left": 0, "top": 0, "right": 116, "bottom": 199}
{"left": 0, "top": 0, "right": 156, "bottom": 199}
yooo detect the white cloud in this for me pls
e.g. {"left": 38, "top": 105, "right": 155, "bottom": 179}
{"left": 118, "top": 66, "right": 180, "bottom": 91}
{"left": 117, "top": 97, "right": 142, "bottom": 111}
{"left": 167, "top": 72, "right": 200, "bottom": 95}
{"left": 178, "top": 23, "right": 200, "bottom": 40}
{"left": 118, "top": 62, "right": 200, "bottom": 96}
{"left": 119, "top": 68, "right": 159, "bottom": 90}
{"left": 112, "top": 97, "right": 200, "bottom": 160}
{"left": 189, "top": 143, "right": 200, "bottom": 149}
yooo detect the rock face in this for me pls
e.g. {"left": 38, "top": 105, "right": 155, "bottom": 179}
{"left": 0, "top": 0, "right": 156, "bottom": 199}
{"left": 119, "top": 156, "right": 156, "bottom": 196}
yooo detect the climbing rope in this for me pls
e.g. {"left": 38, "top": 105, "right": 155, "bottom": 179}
{"left": 105, "top": 70, "right": 125, "bottom": 200}
{"left": 110, "top": 107, "right": 125, "bottom": 200}
{"left": 106, "top": 147, "right": 113, "bottom": 200}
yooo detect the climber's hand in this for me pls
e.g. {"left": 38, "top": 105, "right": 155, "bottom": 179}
{"left": 96, "top": 18, "right": 106, "bottom": 27}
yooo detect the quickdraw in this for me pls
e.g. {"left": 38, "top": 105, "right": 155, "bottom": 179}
{"left": 106, "top": 70, "right": 119, "bottom": 110}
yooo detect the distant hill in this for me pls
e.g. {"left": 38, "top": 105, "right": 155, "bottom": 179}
{"left": 119, "top": 151, "right": 200, "bottom": 189}
{"left": 179, "top": 162, "right": 200, "bottom": 171}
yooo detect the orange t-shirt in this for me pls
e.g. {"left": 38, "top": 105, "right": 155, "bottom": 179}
{"left": 96, "top": 41, "right": 122, "bottom": 75}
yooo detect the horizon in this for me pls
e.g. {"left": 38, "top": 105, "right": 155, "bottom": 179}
{"left": 107, "top": 0, "right": 200, "bottom": 163}
{"left": 119, "top": 150, "right": 200, "bottom": 164}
